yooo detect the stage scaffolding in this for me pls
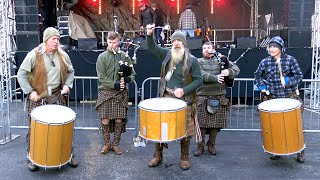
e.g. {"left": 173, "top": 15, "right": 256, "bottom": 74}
{"left": 310, "top": 0, "right": 320, "bottom": 109}
{"left": 0, "top": 0, "right": 19, "bottom": 144}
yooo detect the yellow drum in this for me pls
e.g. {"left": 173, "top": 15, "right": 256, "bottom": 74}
{"left": 258, "top": 98, "right": 305, "bottom": 155}
{"left": 139, "top": 97, "right": 187, "bottom": 142}
{"left": 29, "top": 104, "right": 75, "bottom": 168}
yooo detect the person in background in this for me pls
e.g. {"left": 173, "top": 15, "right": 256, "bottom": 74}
{"left": 178, "top": 4, "right": 197, "bottom": 38}
{"left": 194, "top": 42, "right": 240, "bottom": 157}
{"left": 139, "top": 2, "right": 156, "bottom": 34}
{"left": 151, "top": 3, "right": 164, "bottom": 47}
{"left": 96, "top": 32, "right": 136, "bottom": 156}
{"left": 145, "top": 24, "right": 203, "bottom": 170}
{"left": 117, "top": 28, "right": 127, "bottom": 49}
{"left": 254, "top": 36, "right": 305, "bottom": 162}
{"left": 17, "top": 27, "right": 77, "bottom": 171}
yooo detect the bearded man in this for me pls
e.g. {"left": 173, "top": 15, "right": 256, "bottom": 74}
{"left": 145, "top": 24, "right": 203, "bottom": 170}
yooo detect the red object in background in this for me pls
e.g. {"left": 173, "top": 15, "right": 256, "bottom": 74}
{"left": 215, "top": 0, "right": 225, "bottom": 6}
{"left": 167, "top": 0, "right": 176, "bottom": 7}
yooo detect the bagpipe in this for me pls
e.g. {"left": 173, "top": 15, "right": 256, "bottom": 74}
{"left": 112, "top": 42, "right": 140, "bottom": 78}
{"left": 210, "top": 52, "right": 234, "bottom": 88}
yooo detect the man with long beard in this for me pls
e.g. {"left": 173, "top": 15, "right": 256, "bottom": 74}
{"left": 145, "top": 24, "right": 203, "bottom": 170}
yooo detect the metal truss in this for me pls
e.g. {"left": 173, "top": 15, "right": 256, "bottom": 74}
{"left": 0, "top": 0, "right": 19, "bottom": 144}
{"left": 245, "top": 0, "right": 259, "bottom": 38}
{"left": 310, "top": 0, "right": 320, "bottom": 109}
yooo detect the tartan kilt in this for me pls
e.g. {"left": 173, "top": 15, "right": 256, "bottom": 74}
{"left": 163, "top": 93, "right": 195, "bottom": 137}
{"left": 96, "top": 89, "right": 128, "bottom": 133}
{"left": 196, "top": 95, "right": 229, "bottom": 129}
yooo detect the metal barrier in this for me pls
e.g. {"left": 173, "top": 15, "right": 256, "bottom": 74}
{"left": 5, "top": 76, "right": 139, "bottom": 133}
{"left": 3, "top": 76, "right": 320, "bottom": 136}
{"left": 141, "top": 77, "right": 320, "bottom": 133}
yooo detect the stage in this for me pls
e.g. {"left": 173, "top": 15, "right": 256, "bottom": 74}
{"left": 14, "top": 47, "right": 313, "bottom": 99}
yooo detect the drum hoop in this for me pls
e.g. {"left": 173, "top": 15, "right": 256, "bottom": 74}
{"left": 138, "top": 105, "right": 187, "bottom": 112}
{"left": 28, "top": 153, "right": 73, "bottom": 169}
{"left": 258, "top": 103, "right": 301, "bottom": 112}
{"left": 31, "top": 118, "right": 75, "bottom": 125}
{"left": 139, "top": 134, "right": 186, "bottom": 143}
{"left": 262, "top": 144, "right": 306, "bottom": 156}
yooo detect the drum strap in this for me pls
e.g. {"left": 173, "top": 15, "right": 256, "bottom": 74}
{"left": 276, "top": 60, "right": 285, "bottom": 87}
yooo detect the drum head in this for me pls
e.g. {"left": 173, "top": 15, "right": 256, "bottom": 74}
{"left": 31, "top": 104, "right": 76, "bottom": 124}
{"left": 139, "top": 97, "right": 187, "bottom": 112}
{"left": 258, "top": 98, "right": 301, "bottom": 112}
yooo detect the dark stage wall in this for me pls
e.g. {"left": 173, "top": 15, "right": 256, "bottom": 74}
{"left": 15, "top": 48, "right": 312, "bottom": 99}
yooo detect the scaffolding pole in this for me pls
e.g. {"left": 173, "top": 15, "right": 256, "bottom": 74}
{"left": 310, "top": 0, "right": 320, "bottom": 109}
{"left": 0, "top": 0, "right": 19, "bottom": 144}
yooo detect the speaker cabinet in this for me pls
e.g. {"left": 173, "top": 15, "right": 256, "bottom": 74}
{"left": 186, "top": 37, "right": 203, "bottom": 50}
{"left": 236, "top": 37, "right": 256, "bottom": 49}
{"left": 133, "top": 37, "right": 147, "bottom": 50}
{"left": 78, "top": 38, "right": 98, "bottom": 50}
{"left": 16, "top": 31, "right": 39, "bottom": 51}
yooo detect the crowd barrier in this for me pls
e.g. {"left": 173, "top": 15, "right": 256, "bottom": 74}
{"left": 2, "top": 76, "right": 320, "bottom": 141}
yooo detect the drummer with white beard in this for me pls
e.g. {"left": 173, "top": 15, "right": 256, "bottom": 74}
{"left": 254, "top": 36, "right": 304, "bottom": 162}
{"left": 145, "top": 24, "right": 203, "bottom": 170}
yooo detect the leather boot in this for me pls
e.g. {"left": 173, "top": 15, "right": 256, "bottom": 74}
{"left": 112, "top": 122, "right": 123, "bottom": 155}
{"left": 180, "top": 137, "right": 190, "bottom": 170}
{"left": 26, "top": 159, "right": 38, "bottom": 171}
{"left": 101, "top": 123, "right": 111, "bottom": 154}
{"left": 194, "top": 128, "right": 206, "bottom": 157}
{"left": 148, "top": 143, "right": 163, "bottom": 167}
{"left": 68, "top": 154, "right": 78, "bottom": 168}
{"left": 207, "top": 128, "right": 218, "bottom": 155}
{"left": 297, "top": 150, "right": 305, "bottom": 163}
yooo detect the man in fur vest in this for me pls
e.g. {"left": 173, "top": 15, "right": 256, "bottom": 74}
{"left": 145, "top": 24, "right": 203, "bottom": 170}
{"left": 17, "top": 27, "right": 77, "bottom": 171}
{"left": 194, "top": 42, "right": 240, "bottom": 157}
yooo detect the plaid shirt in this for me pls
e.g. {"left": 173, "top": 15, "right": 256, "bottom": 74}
{"left": 178, "top": 9, "right": 197, "bottom": 30}
{"left": 254, "top": 54, "right": 303, "bottom": 98}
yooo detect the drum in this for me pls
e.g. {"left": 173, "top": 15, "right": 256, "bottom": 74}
{"left": 139, "top": 97, "right": 187, "bottom": 142}
{"left": 258, "top": 98, "right": 305, "bottom": 155}
{"left": 29, "top": 104, "right": 76, "bottom": 168}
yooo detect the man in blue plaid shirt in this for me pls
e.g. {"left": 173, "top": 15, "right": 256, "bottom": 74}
{"left": 254, "top": 36, "right": 303, "bottom": 98}
{"left": 254, "top": 36, "right": 305, "bottom": 162}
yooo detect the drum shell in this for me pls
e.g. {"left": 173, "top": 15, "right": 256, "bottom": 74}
{"left": 29, "top": 105, "right": 75, "bottom": 168}
{"left": 259, "top": 106, "right": 304, "bottom": 155}
{"left": 139, "top": 98, "right": 187, "bottom": 142}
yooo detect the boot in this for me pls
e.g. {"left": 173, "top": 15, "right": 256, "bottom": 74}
{"left": 112, "top": 122, "right": 123, "bottom": 155}
{"left": 194, "top": 128, "right": 206, "bottom": 157}
{"left": 68, "top": 154, "right": 78, "bottom": 168}
{"left": 296, "top": 150, "right": 305, "bottom": 163}
{"left": 207, "top": 128, "right": 218, "bottom": 155}
{"left": 26, "top": 159, "right": 38, "bottom": 171}
{"left": 148, "top": 143, "right": 163, "bottom": 167}
{"left": 101, "top": 123, "right": 111, "bottom": 154}
{"left": 180, "top": 137, "right": 190, "bottom": 170}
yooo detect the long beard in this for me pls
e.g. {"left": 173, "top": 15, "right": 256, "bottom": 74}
{"left": 171, "top": 46, "right": 185, "bottom": 65}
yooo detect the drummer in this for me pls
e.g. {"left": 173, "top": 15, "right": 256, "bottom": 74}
{"left": 17, "top": 27, "right": 77, "bottom": 171}
{"left": 145, "top": 24, "right": 203, "bottom": 170}
{"left": 254, "top": 36, "right": 305, "bottom": 162}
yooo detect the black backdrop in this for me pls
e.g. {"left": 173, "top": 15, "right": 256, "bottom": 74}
{"left": 15, "top": 48, "right": 312, "bottom": 99}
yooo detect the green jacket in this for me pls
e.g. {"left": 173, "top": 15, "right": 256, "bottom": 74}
{"left": 96, "top": 50, "right": 136, "bottom": 90}
{"left": 146, "top": 34, "right": 202, "bottom": 103}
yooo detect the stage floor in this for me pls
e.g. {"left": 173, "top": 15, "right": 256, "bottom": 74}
{"left": 1, "top": 105, "right": 320, "bottom": 179}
